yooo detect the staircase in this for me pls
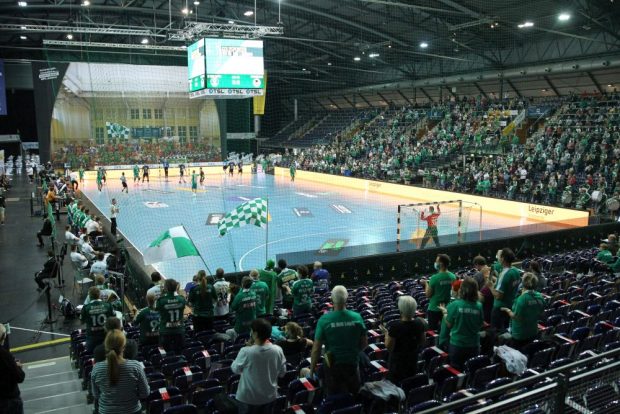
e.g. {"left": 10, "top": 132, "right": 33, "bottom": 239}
{"left": 21, "top": 356, "right": 89, "bottom": 414}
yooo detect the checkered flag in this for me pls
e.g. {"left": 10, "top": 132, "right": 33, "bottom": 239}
{"left": 218, "top": 197, "right": 268, "bottom": 236}
{"left": 106, "top": 121, "right": 130, "bottom": 139}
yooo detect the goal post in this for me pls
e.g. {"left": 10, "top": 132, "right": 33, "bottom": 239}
{"left": 396, "top": 199, "right": 483, "bottom": 251}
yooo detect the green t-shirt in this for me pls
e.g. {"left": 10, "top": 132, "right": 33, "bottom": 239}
{"left": 250, "top": 280, "right": 270, "bottom": 316}
{"left": 511, "top": 291, "right": 546, "bottom": 340}
{"left": 596, "top": 250, "right": 614, "bottom": 264}
{"left": 188, "top": 284, "right": 217, "bottom": 318}
{"left": 133, "top": 166, "right": 140, "bottom": 177}
{"left": 276, "top": 268, "right": 298, "bottom": 302}
{"left": 155, "top": 293, "right": 187, "bottom": 335}
{"left": 191, "top": 173, "right": 198, "bottom": 186}
{"left": 493, "top": 267, "right": 521, "bottom": 309}
{"left": 80, "top": 300, "right": 114, "bottom": 338}
{"left": 259, "top": 269, "right": 277, "bottom": 314}
{"left": 291, "top": 278, "right": 314, "bottom": 312}
{"left": 446, "top": 299, "right": 483, "bottom": 348}
{"left": 134, "top": 307, "right": 160, "bottom": 344}
{"left": 428, "top": 271, "right": 457, "bottom": 311}
{"left": 290, "top": 165, "right": 296, "bottom": 175}
{"left": 231, "top": 289, "right": 257, "bottom": 334}
{"left": 314, "top": 309, "right": 366, "bottom": 366}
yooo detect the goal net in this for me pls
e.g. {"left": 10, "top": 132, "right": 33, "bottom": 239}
{"left": 397, "top": 200, "right": 482, "bottom": 249}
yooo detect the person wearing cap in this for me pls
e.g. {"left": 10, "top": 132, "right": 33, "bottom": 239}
{"left": 0, "top": 323, "right": 25, "bottom": 414}
{"left": 311, "top": 261, "right": 330, "bottom": 290}
{"left": 259, "top": 260, "right": 278, "bottom": 315}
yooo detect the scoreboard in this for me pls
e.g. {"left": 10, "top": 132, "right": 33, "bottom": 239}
{"left": 188, "top": 38, "right": 264, "bottom": 98}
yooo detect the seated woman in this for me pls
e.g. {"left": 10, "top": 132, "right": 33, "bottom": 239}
{"left": 382, "top": 295, "right": 426, "bottom": 385}
{"left": 276, "top": 322, "right": 313, "bottom": 367}
{"left": 501, "top": 272, "right": 547, "bottom": 351}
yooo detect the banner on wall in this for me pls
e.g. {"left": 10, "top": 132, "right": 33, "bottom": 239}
{"left": 0, "top": 59, "right": 6, "bottom": 116}
{"left": 252, "top": 71, "right": 267, "bottom": 115}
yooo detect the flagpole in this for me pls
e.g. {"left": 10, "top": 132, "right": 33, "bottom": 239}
{"left": 265, "top": 197, "right": 269, "bottom": 265}
{"left": 182, "top": 224, "right": 213, "bottom": 276}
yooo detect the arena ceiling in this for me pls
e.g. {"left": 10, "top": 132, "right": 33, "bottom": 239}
{"left": 0, "top": 0, "right": 619, "bottom": 97}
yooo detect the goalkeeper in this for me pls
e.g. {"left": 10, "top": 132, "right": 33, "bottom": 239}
{"left": 420, "top": 204, "right": 441, "bottom": 248}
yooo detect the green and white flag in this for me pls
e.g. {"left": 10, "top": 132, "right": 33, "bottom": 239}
{"left": 218, "top": 197, "right": 268, "bottom": 236}
{"left": 143, "top": 226, "right": 200, "bottom": 265}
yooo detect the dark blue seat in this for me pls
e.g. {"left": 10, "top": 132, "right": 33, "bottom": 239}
{"left": 408, "top": 400, "right": 441, "bottom": 413}
{"left": 190, "top": 386, "right": 224, "bottom": 408}
{"left": 485, "top": 377, "right": 512, "bottom": 390}
{"left": 332, "top": 404, "right": 363, "bottom": 414}
{"left": 163, "top": 404, "right": 198, "bottom": 414}
{"left": 406, "top": 384, "right": 436, "bottom": 409}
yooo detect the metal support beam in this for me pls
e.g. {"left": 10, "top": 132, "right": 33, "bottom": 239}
{"left": 342, "top": 95, "right": 355, "bottom": 109}
{"left": 0, "top": 23, "right": 155, "bottom": 36}
{"left": 586, "top": 72, "right": 604, "bottom": 95}
{"left": 419, "top": 87, "right": 432, "bottom": 102}
{"left": 43, "top": 39, "right": 185, "bottom": 51}
{"left": 397, "top": 90, "right": 412, "bottom": 105}
{"left": 505, "top": 79, "right": 522, "bottom": 97}
{"left": 377, "top": 92, "right": 390, "bottom": 106}
{"left": 314, "top": 98, "right": 328, "bottom": 111}
{"left": 327, "top": 97, "right": 340, "bottom": 109}
{"left": 473, "top": 82, "right": 488, "bottom": 99}
{"left": 358, "top": 94, "right": 372, "bottom": 107}
{"left": 167, "top": 22, "right": 284, "bottom": 41}
{"left": 543, "top": 75, "right": 560, "bottom": 96}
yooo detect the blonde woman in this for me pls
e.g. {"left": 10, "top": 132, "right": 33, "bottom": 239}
{"left": 276, "top": 322, "right": 313, "bottom": 366}
{"left": 91, "top": 330, "right": 149, "bottom": 414}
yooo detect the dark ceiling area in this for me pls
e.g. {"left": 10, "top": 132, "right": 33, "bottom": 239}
{"left": 0, "top": 0, "right": 619, "bottom": 96}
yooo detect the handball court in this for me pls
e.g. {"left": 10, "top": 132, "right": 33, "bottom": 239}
{"left": 81, "top": 169, "right": 578, "bottom": 285}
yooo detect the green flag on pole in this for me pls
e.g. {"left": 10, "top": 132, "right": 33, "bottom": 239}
{"left": 143, "top": 226, "right": 200, "bottom": 265}
{"left": 218, "top": 197, "right": 268, "bottom": 236}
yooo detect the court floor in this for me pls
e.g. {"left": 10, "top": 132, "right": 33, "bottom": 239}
{"left": 81, "top": 171, "right": 569, "bottom": 284}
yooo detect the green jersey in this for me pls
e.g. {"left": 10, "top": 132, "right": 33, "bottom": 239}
{"left": 231, "top": 289, "right": 257, "bottom": 334}
{"left": 314, "top": 309, "right": 366, "bottom": 366}
{"left": 134, "top": 306, "right": 160, "bottom": 344}
{"left": 596, "top": 250, "right": 614, "bottom": 264}
{"left": 133, "top": 166, "right": 140, "bottom": 178}
{"left": 290, "top": 164, "right": 296, "bottom": 176}
{"left": 291, "top": 278, "right": 314, "bottom": 313}
{"left": 79, "top": 168, "right": 84, "bottom": 179}
{"left": 428, "top": 271, "right": 456, "bottom": 311}
{"left": 191, "top": 173, "right": 198, "bottom": 187}
{"left": 80, "top": 300, "right": 114, "bottom": 338}
{"left": 96, "top": 170, "right": 102, "bottom": 184}
{"left": 155, "top": 293, "right": 186, "bottom": 335}
{"left": 510, "top": 291, "right": 546, "bottom": 340}
{"left": 188, "top": 284, "right": 217, "bottom": 318}
{"left": 250, "top": 280, "right": 270, "bottom": 316}
{"left": 259, "top": 268, "right": 277, "bottom": 314}
{"left": 493, "top": 267, "right": 521, "bottom": 309}
{"left": 276, "top": 268, "right": 298, "bottom": 303}
{"left": 446, "top": 299, "right": 483, "bottom": 348}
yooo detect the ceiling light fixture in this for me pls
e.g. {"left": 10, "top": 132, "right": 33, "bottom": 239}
{"left": 17, "top": 1, "right": 27, "bottom": 6}
{"left": 518, "top": 21, "right": 534, "bottom": 28}
{"left": 193, "top": 1, "right": 200, "bottom": 5}
{"left": 20, "top": 26, "right": 26, "bottom": 30}
{"left": 244, "top": 10, "right": 254, "bottom": 17}
{"left": 20, "top": 35, "right": 27, "bottom": 40}
{"left": 353, "top": 56, "right": 361, "bottom": 61}
{"left": 228, "top": 20, "right": 235, "bottom": 24}
{"left": 182, "top": 8, "right": 189, "bottom": 14}
{"left": 302, "top": 68, "right": 306, "bottom": 71}
{"left": 558, "top": 13, "right": 571, "bottom": 21}
{"left": 420, "top": 42, "right": 428, "bottom": 48}
{"left": 141, "top": 38, "right": 149, "bottom": 44}
{"left": 369, "top": 53, "right": 380, "bottom": 58}
{"left": 327, "top": 62, "right": 332, "bottom": 66}
{"left": 82, "top": 0, "right": 90, "bottom": 6}
{"left": 66, "top": 33, "right": 73, "bottom": 39}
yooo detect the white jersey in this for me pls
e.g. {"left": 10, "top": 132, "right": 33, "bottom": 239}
{"left": 213, "top": 279, "right": 230, "bottom": 316}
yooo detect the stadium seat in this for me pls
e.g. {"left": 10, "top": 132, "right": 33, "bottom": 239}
{"left": 408, "top": 400, "right": 441, "bottom": 413}
{"left": 469, "top": 363, "right": 500, "bottom": 390}
{"left": 484, "top": 377, "right": 512, "bottom": 390}
{"left": 190, "top": 386, "right": 225, "bottom": 408}
{"left": 399, "top": 374, "right": 428, "bottom": 395}
{"left": 332, "top": 404, "right": 363, "bottom": 414}
{"left": 528, "top": 348, "right": 555, "bottom": 369}
{"left": 584, "top": 384, "right": 619, "bottom": 411}
{"left": 406, "top": 384, "right": 436, "bottom": 409}
{"left": 163, "top": 405, "right": 198, "bottom": 414}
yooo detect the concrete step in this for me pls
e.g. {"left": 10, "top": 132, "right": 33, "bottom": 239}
{"left": 21, "top": 356, "right": 91, "bottom": 414}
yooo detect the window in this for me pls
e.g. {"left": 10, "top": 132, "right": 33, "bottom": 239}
{"left": 154, "top": 108, "right": 163, "bottom": 119}
{"left": 142, "top": 109, "right": 152, "bottom": 119}
{"left": 130, "top": 109, "right": 140, "bottom": 119}
{"left": 178, "top": 126, "right": 187, "bottom": 137}
{"left": 189, "top": 126, "right": 198, "bottom": 141}
{"left": 95, "top": 127, "right": 104, "bottom": 144}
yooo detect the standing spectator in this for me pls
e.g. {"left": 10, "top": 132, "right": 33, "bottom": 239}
{"left": 291, "top": 265, "right": 314, "bottom": 317}
{"left": 134, "top": 293, "right": 160, "bottom": 346}
{"left": 184, "top": 274, "right": 199, "bottom": 296}
{"left": 81, "top": 287, "right": 115, "bottom": 353}
{"left": 93, "top": 317, "right": 138, "bottom": 362}
{"left": 0, "top": 187, "right": 5, "bottom": 225}
{"left": 110, "top": 198, "right": 119, "bottom": 236}
{"left": 36, "top": 214, "right": 53, "bottom": 247}
{"left": 489, "top": 248, "right": 521, "bottom": 333}
{"left": 471, "top": 256, "right": 489, "bottom": 290}
{"left": 382, "top": 296, "right": 426, "bottom": 384}
{"left": 275, "top": 322, "right": 313, "bottom": 367}
{"left": 249, "top": 269, "right": 270, "bottom": 317}
{"left": 146, "top": 272, "right": 164, "bottom": 300}
{"left": 311, "top": 261, "right": 330, "bottom": 290}
{"left": 526, "top": 260, "right": 547, "bottom": 289}
{"left": 258, "top": 260, "right": 277, "bottom": 315}
{"left": 275, "top": 259, "right": 298, "bottom": 309}
{"left": 213, "top": 268, "right": 231, "bottom": 317}
{"left": 155, "top": 279, "right": 186, "bottom": 354}
{"left": 439, "top": 278, "right": 484, "bottom": 370}
{"left": 91, "top": 330, "right": 150, "bottom": 414}
{"left": 501, "top": 273, "right": 547, "bottom": 351}
{"left": 0, "top": 323, "right": 25, "bottom": 414}
{"left": 231, "top": 318, "right": 286, "bottom": 414}
{"left": 310, "top": 285, "right": 367, "bottom": 395}
{"left": 229, "top": 277, "right": 257, "bottom": 339}
{"left": 188, "top": 271, "right": 217, "bottom": 332}
{"left": 424, "top": 254, "right": 456, "bottom": 331}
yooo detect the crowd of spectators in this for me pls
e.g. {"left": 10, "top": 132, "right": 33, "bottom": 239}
{"left": 291, "top": 92, "right": 620, "bottom": 212}
{"left": 51, "top": 140, "right": 221, "bottom": 169}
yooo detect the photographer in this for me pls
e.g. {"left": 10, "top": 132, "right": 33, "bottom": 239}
{"left": 34, "top": 250, "right": 59, "bottom": 291}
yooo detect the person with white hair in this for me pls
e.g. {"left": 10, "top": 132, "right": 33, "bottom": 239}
{"left": 380, "top": 295, "right": 426, "bottom": 384}
{"left": 310, "top": 285, "right": 367, "bottom": 395}
{"left": 0, "top": 323, "right": 25, "bottom": 414}
{"left": 311, "top": 261, "right": 330, "bottom": 290}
